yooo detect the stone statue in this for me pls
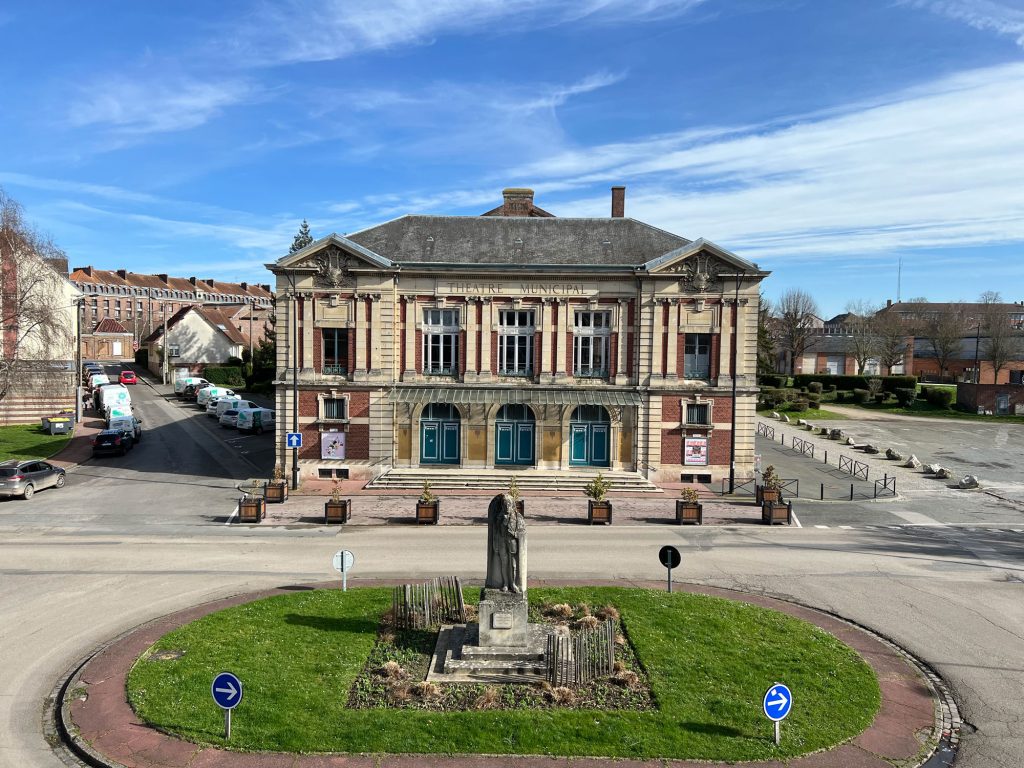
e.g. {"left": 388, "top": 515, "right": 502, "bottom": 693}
{"left": 485, "top": 493, "right": 526, "bottom": 595}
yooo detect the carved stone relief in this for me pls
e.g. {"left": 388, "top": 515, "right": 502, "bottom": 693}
{"left": 313, "top": 246, "right": 356, "bottom": 288}
{"left": 666, "top": 252, "right": 724, "bottom": 293}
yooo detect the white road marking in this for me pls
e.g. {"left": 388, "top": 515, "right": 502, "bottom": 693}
{"left": 814, "top": 524, "right": 828, "bottom": 529}
{"left": 790, "top": 511, "right": 802, "bottom": 527}
{"left": 891, "top": 510, "right": 947, "bottom": 526}
{"left": 225, "top": 504, "right": 238, "bottom": 525}
{"left": 839, "top": 525, "right": 853, "bottom": 529}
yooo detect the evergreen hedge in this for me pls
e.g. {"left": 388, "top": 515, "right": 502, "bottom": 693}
{"left": 793, "top": 374, "right": 916, "bottom": 393}
{"left": 204, "top": 366, "right": 245, "bottom": 387}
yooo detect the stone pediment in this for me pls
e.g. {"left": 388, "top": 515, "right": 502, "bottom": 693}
{"left": 272, "top": 234, "right": 394, "bottom": 287}
{"left": 643, "top": 238, "right": 765, "bottom": 293}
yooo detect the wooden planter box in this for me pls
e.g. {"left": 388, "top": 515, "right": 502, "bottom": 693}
{"left": 238, "top": 497, "right": 265, "bottom": 523}
{"left": 675, "top": 500, "right": 703, "bottom": 525}
{"left": 762, "top": 501, "right": 792, "bottom": 525}
{"left": 757, "top": 486, "right": 781, "bottom": 505}
{"left": 588, "top": 500, "right": 613, "bottom": 525}
{"left": 324, "top": 499, "right": 351, "bottom": 524}
{"left": 416, "top": 500, "right": 440, "bottom": 525}
{"left": 264, "top": 481, "right": 288, "bottom": 503}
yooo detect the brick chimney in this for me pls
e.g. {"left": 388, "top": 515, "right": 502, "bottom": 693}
{"left": 260, "top": 284, "right": 272, "bottom": 293}
{"left": 116, "top": 269, "right": 127, "bottom": 279}
{"left": 74, "top": 266, "right": 93, "bottom": 276}
{"left": 189, "top": 277, "right": 198, "bottom": 285}
{"left": 240, "top": 282, "right": 248, "bottom": 291}
{"left": 501, "top": 188, "right": 534, "bottom": 217}
{"left": 886, "top": 299, "right": 893, "bottom": 308}
{"left": 158, "top": 274, "right": 169, "bottom": 283}
{"left": 204, "top": 279, "right": 216, "bottom": 288}
{"left": 611, "top": 186, "right": 625, "bottom": 218}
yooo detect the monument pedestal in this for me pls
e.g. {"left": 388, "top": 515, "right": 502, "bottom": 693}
{"left": 478, "top": 588, "right": 528, "bottom": 648}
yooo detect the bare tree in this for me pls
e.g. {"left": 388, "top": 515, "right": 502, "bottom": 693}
{"left": 920, "top": 303, "right": 964, "bottom": 380}
{"left": 0, "top": 189, "right": 75, "bottom": 402}
{"left": 843, "top": 300, "right": 880, "bottom": 374}
{"left": 871, "top": 310, "right": 910, "bottom": 375}
{"left": 775, "top": 289, "right": 820, "bottom": 374}
{"left": 756, "top": 292, "right": 776, "bottom": 375}
{"left": 978, "top": 290, "right": 1002, "bottom": 304}
{"left": 981, "top": 303, "right": 1020, "bottom": 382}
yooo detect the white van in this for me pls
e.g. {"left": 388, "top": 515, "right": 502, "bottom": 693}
{"left": 213, "top": 397, "right": 258, "bottom": 419}
{"left": 94, "top": 383, "right": 131, "bottom": 412}
{"left": 89, "top": 373, "right": 110, "bottom": 389}
{"left": 174, "top": 377, "right": 209, "bottom": 395}
{"left": 107, "top": 415, "right": 142, "bottom": 441}
{"left": 236, "top": 407, "right": 275, "bottom": 434}
{"left": 105, "top": 404, "right": 133, "bottom": 424}
{"left": 196, "top": 386, "right": 234, "bottom": 408}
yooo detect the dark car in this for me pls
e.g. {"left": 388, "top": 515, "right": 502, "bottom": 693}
{"left": 92, "top": 429, "right": 135, "bottom": 457}
{"left": 0, "top": 459, "right": 66, "bottom": 499}
{"left": 184, "top": 383, "right": 213, "bottom": 401}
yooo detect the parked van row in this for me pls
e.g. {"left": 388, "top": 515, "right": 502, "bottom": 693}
{"left": 83, "top": 363, "right": 144, "bottom": 459}
{"left": 174, "top": 376, "right": 275, "bottom": 434}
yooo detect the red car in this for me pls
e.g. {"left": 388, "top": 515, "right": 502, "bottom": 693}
{"left": 119, "top": 371, "right": 137, "bottom": 385}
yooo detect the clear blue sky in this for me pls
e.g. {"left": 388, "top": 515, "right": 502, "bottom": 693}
{"left": 1, "top": 1, "right": 1022, "bottom": 317}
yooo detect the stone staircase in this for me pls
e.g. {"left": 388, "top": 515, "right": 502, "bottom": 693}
{"left": 429, "top": 624, "right": 551, "bottom": 684}
{"left": 368, "top": 467, "right": 662, "bottom": 493}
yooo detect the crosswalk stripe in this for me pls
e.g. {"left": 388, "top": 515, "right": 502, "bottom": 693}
{"left": 814, "top": 525, "right": 829, "bottom": 529}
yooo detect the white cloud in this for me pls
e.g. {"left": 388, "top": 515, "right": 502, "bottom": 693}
{"left": 506, "top": 62, "right": 1024, "bottom": 262}
{"left": 0, "top": 172, "right": 162, "bottom": 204}
{"left": 903, "top": 0, "right": 1024, "bottom": 47}
{"left": 68, "top": 77, "right": 255, "bottom": 135}
{"left": 233, "top": 0, "right": 707, "bottom": 64}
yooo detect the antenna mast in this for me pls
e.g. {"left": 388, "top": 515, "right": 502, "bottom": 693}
{"left": 897, "top": 258, "right": 902, "bottom": 303}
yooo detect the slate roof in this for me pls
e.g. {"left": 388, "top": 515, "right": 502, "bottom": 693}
{"left": 345, "top": 215, "right": 691, "bottom": 267}
{"left": 70, "top": 268, "right": 274, "bottom": 300}
{"left": 92, "top": 319, "right": 131, "bottom": 335}
{"left": 141, "top": 306, "right": 192, "bottom": 344}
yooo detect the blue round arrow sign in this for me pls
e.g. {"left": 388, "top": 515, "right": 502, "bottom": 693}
{"left": 211, "top": 671, "right": 243, "bottom": 710}
{"left": 762, "top": 682, "right": 792, "bottom": 722}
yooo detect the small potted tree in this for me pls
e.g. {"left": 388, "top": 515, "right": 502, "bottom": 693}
{"left": 238, "top": 480, "right": 265, "bottom": 523}
{"left": 757, "top": 465, "right": 782, "bottom": 505}
{"left": 324, "top": 481, "right": 350, "bottom": 524}
{"left": 416, "top": 480, "right": 439, "bottom": 524}
{"left": 508, "top": 475, "right": 525, "bottom": 516}
{"left": 265, "top": 464, "right": 289, "bottom": 503}
{"left": 675, "top": 487, "right": 702, "bottom": 525}
{"left": 759, "top": 465, "right": 790, "bottom": 524}
{"left": 584, "top": 472, "right": 613, "bottom": 525}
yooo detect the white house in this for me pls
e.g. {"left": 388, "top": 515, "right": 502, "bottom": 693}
{"left": 143, "top": 306, "right": 246, "bottom": 379}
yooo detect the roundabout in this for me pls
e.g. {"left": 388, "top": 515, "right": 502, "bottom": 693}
{"left": 58, "top": 580, "right": 943, "bottom": 768}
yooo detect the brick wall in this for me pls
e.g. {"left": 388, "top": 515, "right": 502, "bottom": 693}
{"left": 346, "top": 423, "right": 369, "bottom": 459}
{"left": 313, "top": 328, "right": 322, "bottom": 370}
{"left": 661, "top": 428, "right": 682, "bottom": 464}
{"left": 709, "top": 429, "right": 731, "bottom": 465}
{"left": 564, "top": 331, "right": 573, "bottom": 375}
{"left": 660, "top": 395, "right": 733, "bottom": 423}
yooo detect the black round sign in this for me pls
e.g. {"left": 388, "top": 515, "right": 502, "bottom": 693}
{"left": 659, "top": 545, "right": 681, "bottom": 569}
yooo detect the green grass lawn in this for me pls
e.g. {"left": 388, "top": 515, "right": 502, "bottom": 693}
{"left": 0, "top": 424, "right": 73, "bottom": 462}
{"left": 126, "top": 587, "right": 880, "bottom": 761}
{"left": 832, "top": 398, "right": 1024, "bottom": 424}
{"left": 757, "top": 407, "right": 847, "bottom": 421}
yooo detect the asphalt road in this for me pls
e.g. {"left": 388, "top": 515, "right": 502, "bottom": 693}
{"left": 1, "top": 388, "right": 1023, "bottom": 767}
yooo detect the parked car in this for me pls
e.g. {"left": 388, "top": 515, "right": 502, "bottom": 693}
{"left": 175, "top": 377, "right": 209, "bottom": 395}
{"left": 219, "top": 408, "right": 241, "bottom": 428}
{"left": 197, "top": 386, "right": 235, "bottom": 408}
{"left": 92, "top": 429, "right": 135, "bottom": 457}
{"left": 215, "top": 398, "right": 258, "bottom": 421}
{"left": 119, "top": 370, "right": 137, "bottom": 385}
{"left": 0, "top": 459, "right": 66, "bottom": 499}
{"left": 182, "top": 383, "right": 209, "bottom": 400}
{"left": 236, "top": 407, "right": 275, "bottom": 434}
{"left": 108, "top": 415, "right": 142, "bottom": 442}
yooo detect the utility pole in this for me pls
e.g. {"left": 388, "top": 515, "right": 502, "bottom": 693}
{"left": 973, "top": 324, "right": 981, "bottom": 384}
{"left": 162, "top": 302, "right": 169, "bottom": 385}
{"left": 291, "top": 287, "right": 299, "bottom": 490}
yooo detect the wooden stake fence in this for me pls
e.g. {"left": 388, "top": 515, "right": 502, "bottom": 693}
{"left": 546, "top": 619, "right": 615, "bottom": 686}
{"left": 392, "top": 576, "right": 466, "bottom": 630}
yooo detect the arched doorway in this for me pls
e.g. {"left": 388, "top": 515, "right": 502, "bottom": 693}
{"left": 495, "top": 404, "right": 535, "bottom": 466}
{"left": 569, "top": 405, "right": 610, "bottom": 467}
{"left": 420, "top": 403, "right": 460, "bottom": 465}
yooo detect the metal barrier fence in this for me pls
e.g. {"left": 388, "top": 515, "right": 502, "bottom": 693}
{"left": 757, "top": 422, "right": 776, "bottom": 440}
{"left": 546, "top": 618, "right": 615, "bottom": 686}
{"left": 874, "top": 476, "right": 897, "bottom": 498}
{"left": 722, "top": 477, "right": 757, "bottom": 496}
{"left": 779, "top": 478, "right": 800, "bottom": 498}
{"left": 791, "top": 436, "right": 815, "bottom": 458}
{"left": 838, "top": 455, "right": 869, "bottom": 481}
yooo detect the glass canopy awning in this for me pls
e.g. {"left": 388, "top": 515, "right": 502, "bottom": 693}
{"left": 388, "top": 386, "right": 642, "bottom": 407}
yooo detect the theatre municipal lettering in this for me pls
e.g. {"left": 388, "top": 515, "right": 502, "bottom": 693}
{"left": 268, "top": 187, "right": 768, "bottom": 490}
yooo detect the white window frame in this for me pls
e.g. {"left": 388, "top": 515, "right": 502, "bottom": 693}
{"left": 167, "top": 344, "right": 180, "bottom": 358}
{"left": 498, "top": 309, "right": 534, "bottom": 376}
{"left": 321, "top": 394, "right": 349, "bottom": 422}
{"left": 685, "top": 401, "right": 712, "bottom": 426}
{"left": 422, "top": 308, "right": 460, "bottom": 375}
{"left": 573, "top": 310, "right": 610, "bottom": 377}
{"left": 684, "top": 333, "right": 712, "bottom": 379}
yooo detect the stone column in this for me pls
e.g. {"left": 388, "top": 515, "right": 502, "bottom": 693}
{"left": 555, "top": 299, "right": 569, "bottom": 380}
{"left": 651, "top": 299, "right": 664, "bottom": 382}
{"left": 403, "top": 296, "right": 417, "bottom": 378}
{"left": 479, "top": 298, "right": 493, "bottom": 379}
{"left": 369, "top": 293, "right": 382, "bottom": 377}
{"left": 540, "top": 297, "right": 554, "bottom": 381}
{"left": 665, "top": 298, "right": 679, "bottom": 381}
{"left": 734, "top": 298, "right": 748, "bottom": 385}
{"left": 717, "top": 300, "right": 733, "bottom": 386}
{"left": 615, "top": 298, "right": 629, "bottom": 385}
{"left": 301, "top": 292, "right": 314, "bottom": 373}
{"left": 465, "top": 296, "right": 479, "bottom": 379}
{"left": 353, "top": 293, "right": 367, "bottom": 381}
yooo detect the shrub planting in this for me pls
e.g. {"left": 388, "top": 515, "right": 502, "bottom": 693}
{"left": 894, "top": 388, "right": 917, "bottom": 408}
{"left": 923, "top": 387, "right": 954, "bottom": 408}
{"left": 807, "top": 381, "right": 823, "bottom": 394}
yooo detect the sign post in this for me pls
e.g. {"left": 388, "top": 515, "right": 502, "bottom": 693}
{"left": 658, "top": 545, "right": 681, "bottom": 593}
{"left": 211, "top": 671, "right": 243, "bottom": 740}
{"left": 332, "top": 549, "right": 354, "bottom": 591}
{"left": 762, "top": 682, "right": 792, "bottom": 746}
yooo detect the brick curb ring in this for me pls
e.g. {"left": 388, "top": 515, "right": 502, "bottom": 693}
{"left": 52, "top": 580, "right": 959, "bottom": 768}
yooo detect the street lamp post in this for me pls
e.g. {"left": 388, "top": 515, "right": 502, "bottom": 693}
{"left": 728, "top": 271, "right": 746, "bottom": 494}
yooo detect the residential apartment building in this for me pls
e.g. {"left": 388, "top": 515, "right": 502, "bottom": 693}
{"left": 268, "top": 187, "right": 767, "bottom": 487}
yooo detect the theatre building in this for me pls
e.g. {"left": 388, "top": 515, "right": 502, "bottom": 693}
{"left": 268, "top": 188, "right": 767, "bottom": 489}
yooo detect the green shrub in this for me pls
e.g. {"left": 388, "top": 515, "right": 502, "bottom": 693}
{"left": 794, "top": 374, "right": 917, "bottom": 393}
{"left": 852, "top": 388, "right": 871, "bottom": 404}
{"left": 808, "top": 400, "right": 821, "bottom": 409}
{"left": 923, "top": 387, "right": 954, "bottom": 408}
{"left": 881, "top": 375, "right": 917, "bottom": 393}
{"left": 873, "top": 393, "right": 886, "bottom": 404}
{"left": 808, "top": 393, "right": 821, "bottom": 405}
{"left": 227, "top": 356, "right": 244, "bottom": 368}
{"left": 759, "top": 374, "right": 786, "bottom": 388}
{"left": 826, "top": 383, "right": 837, "bottom": 392}
{"left": 807, "top": 381, "right": 823, "bottom": 394}
{"left": 790, "top": 399, "right": 809, "bottom": 411}
{"left": 895, "top": 388, "right": 916, "bottom": 407}
{"left": 204, "top": 366, "right": 245, "bottom": 387}
{"left": 247, "top": 381, "right": 274, "bottom": 396}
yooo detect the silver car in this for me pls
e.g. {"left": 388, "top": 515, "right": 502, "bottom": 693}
{"left": 0, "top": 459, "right": 66, "bottom": 499}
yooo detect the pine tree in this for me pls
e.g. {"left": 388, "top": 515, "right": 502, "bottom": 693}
{"left": 289, "top": 219, "right": 313, "bottom": 253}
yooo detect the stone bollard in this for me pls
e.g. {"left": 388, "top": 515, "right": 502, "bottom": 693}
{"left": 903, "top": 454, "right": 922, "bottom": 469}
{"left": 886, "top": 448, "right": 905, "bottom": 461}
{"left": 845, "top": 436, "right": 856, "bottom": 446}
{"left": 772, "top": 411, "right": 781, "bottom": 420}
{"left": 863, "top": 444, "right": 880, "bottom": 454}
{"left": 923, "top": 463, "right": 942, "bottom": 474}
{"left": 782, "top": 414, "right": 791, "bottom": 423}
{"left": 935, "top": 467, "right": 953, "bottom": 479}
{"left": 958, "top": 474, "right": 980, "bottom": 489}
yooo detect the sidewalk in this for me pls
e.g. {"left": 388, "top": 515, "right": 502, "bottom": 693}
{"left": 48, "top": 413, "right": 104, "bottom": 470}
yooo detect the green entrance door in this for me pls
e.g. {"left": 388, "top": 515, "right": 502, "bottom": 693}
{"left": 568, "top": 405, "right": 611, "bottom": 467}
{"left": 495, "top": 404, "right": 535, "bottom": 466}
{"left": 420, "top": 403, "right": 460, "bottom": 465}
